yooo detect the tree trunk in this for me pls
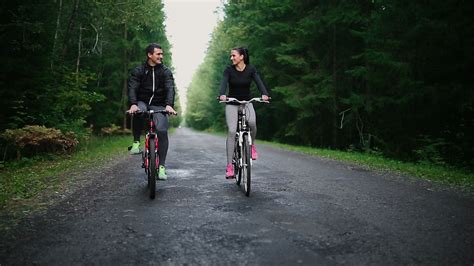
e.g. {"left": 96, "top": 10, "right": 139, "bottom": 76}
{"left": 76, "top": 24, "right": 83, "bottom": 86}
{"left": 51, "top": 0, "right": 63, "bottom": 70}
{"left": 332, "top": 23, "right": 339, "bottom": 148}
{"left": 122, "top": 24, "right": 129, "bottom": 129}
{"left": 61, "top": 0, "right": 80, "bottom": 60}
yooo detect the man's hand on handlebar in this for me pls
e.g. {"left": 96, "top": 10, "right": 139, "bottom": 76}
{"left": 165, "top": 105, "right": 177, "bottom": 115}
{"left": 128, "top": 104, "right": 140, "bottom": 114}
{"left": 219, "top": 95, "right": 227, "bottom": 101}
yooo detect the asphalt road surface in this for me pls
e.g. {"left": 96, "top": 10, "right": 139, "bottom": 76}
{"left": 1, "top": 128, "right": 473, "bottom": 265}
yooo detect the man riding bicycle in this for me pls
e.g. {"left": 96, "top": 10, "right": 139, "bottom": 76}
{"left": 127, "top": 43, "right": 177, "bottom": 180}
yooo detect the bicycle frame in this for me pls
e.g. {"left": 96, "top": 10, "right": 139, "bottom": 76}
{"left": 144, "top": 114, "right": 159, "bottom": 174}
{"left": 222, "top": 97, "right": 268, "bottom": 155}
{"left": 236, "top": 105, "right": 253, "bottom": 167}
{"left": 127, "top": 109, "right": 170, "bottom": 199}
{"left": 140, "top": 110, "right": 170, "bottom": 173}
{"left": 219, "top": 97, "right": 269, "bottom": 196}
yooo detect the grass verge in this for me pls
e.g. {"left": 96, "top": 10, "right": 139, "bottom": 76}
{"left": 261, "top": 140, "right": 474, "bottom": 192}
{"left": 0, "top": 135, "right": 130, "bottom": 214}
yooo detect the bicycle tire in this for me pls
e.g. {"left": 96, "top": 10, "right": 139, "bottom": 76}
{"left": 148, "top": 137, "right": 157, "bottom": 199}
{"left": 234, "top": 139, "right": 242, "bottom": 185}
{"left": 242, "top": 134, "right": 251, "bottom": 196}
{"left": 142, "top": 149, "right": 148, "bottom": 183}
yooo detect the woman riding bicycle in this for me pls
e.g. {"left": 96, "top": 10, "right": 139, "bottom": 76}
{"left": 219, "top": 47, "right": 270, "bottom": 179}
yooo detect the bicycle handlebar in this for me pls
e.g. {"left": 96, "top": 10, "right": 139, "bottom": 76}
{"left": 126, "top": 110, "right": 177, "bottom": 115}
{"left": 218, "top": 97, "right": 270, "bottom": 104}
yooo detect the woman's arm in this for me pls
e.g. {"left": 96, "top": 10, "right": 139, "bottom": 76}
{"left": 219, "top": 67, "right": 230, "bottom": 97}
{"left": 252, "top": 67, "right": 269, "bottom": 96}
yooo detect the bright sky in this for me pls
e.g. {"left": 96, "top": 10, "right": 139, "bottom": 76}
{"left": 162, "top": 0, "right": 222, "bottom": 112}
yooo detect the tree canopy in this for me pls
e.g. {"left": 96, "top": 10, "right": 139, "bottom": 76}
{"left": 186, "top": 0, "right": 474, "bottom": 169}
{"left": 0, "top": 0, "right": 181, "bottom": 136}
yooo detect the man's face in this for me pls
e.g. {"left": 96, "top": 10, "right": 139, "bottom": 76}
{"left": 148, "top": 48, "right": 164, "bottom": 65}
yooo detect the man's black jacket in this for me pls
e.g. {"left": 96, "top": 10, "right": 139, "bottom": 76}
{"left": 127, "top": 62, "right": 175, "bottom": 107}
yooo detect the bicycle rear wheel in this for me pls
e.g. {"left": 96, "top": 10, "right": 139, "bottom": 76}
{"left": 148, "top": 137, "right": 157, "bottom": 199}
{"left": 242, "top": 134, "right": 251, "bottom": 196}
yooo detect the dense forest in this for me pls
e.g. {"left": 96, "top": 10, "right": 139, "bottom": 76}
{"left": 1, "top": 1, "right": 473, "bottom": 170}
{"left": 185, "top": 0, "right": 474, "bottom": 169}
{"left": 0, "top": 0, "right": 181, "bottom": 158}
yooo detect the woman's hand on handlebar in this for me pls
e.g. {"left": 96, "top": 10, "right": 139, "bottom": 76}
{"left": 261, "top": 95, "right": 269, "bottom": 101}
{"left": 219, "top": 95, "right": 227, "bottom": 101}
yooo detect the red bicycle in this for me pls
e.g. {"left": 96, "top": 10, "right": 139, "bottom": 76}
{"left": 128, "top": 109, "right": 170, "bottom": 199}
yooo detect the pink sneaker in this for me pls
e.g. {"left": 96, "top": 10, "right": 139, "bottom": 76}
{"left": 251, "top": 145, "right": 258, "bottom": 160}
{"left": 225, "top": 163, "right": 235, "bottom": 179}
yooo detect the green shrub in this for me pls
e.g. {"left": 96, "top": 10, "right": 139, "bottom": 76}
{"left": 1, "top": 125, "right": 78, "bottom": 159}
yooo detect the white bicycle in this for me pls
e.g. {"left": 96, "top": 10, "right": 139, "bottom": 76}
{"left": 219, "top": 97, "right": 270, "bottom": 196}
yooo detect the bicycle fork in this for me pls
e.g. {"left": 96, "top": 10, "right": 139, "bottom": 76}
{"left": 144, "top": 134, "right": 159, "bottom": 170}
{"left": 237, "top": 131, "right": 253, "bottom": 167}
{"left": 238, "top": 112, "right": 253, "bottom": 167}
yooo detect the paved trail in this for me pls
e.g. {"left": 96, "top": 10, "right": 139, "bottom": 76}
{"left": 1, "top": 128, "right": 473, "bottom": 265}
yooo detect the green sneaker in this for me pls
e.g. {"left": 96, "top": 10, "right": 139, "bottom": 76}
{"left": 158, "top": 165, "right": 167, "bottom": 180}
{"left": 129, "top": 141, "right": 141, "bottom": 155}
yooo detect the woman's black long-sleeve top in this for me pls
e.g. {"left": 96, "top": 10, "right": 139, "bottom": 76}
{"left": 219, "top": 64, "right": 269, "bottom": 101}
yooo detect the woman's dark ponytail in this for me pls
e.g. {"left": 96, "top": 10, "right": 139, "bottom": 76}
{"left": 242, "top": 48, "right": 250, "bottom": 64}
{"left": 233, "top": 47, "right": 250, "bottom": 64}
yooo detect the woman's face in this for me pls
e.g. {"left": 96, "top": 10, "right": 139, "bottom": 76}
{"left": 230, "top": 50, "right": 244, "bottom": 65}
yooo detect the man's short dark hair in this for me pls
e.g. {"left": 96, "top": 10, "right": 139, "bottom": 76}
{"left": 145, "top": 43, "right": 162, "bottom": 55}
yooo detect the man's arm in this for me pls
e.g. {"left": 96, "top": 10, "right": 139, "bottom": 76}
{"left": 127, "top": 66, "right": 142, "bottom": 106}
{"left": 164, "top": 68, "right": 175, "bottom": 108}
{"left": 163, "top": 68, "right": 177, "bottom": 115}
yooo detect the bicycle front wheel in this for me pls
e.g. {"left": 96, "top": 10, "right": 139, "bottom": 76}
{"left": 148, "top": 137, "right": 157, "bottom": 199}
{"left": 242, "top": 134, "right": 251, "bottom": 196}
{"left": 233, "top": 139, "right": 242, "bottom": 185}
